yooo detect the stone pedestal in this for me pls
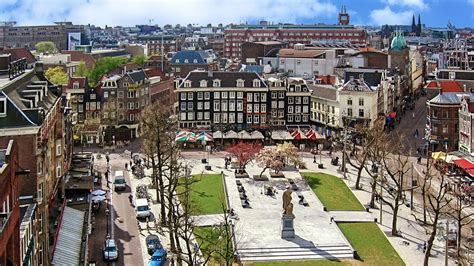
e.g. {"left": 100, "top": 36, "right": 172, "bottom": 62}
{"left": 281, "top": 214, "right": 295, "bottom": 239}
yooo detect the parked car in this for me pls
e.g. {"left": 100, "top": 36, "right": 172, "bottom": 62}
{"left": 148, "top": 248, "right": 167, "bottom": 266}
{"left": 114, "top": 170, "right": 126, "bottom": 191}
{"left": 135, "top": 198, "right": 151, "bottom": 218}
{"left": 103, "top": 238, "right": 118, "bottom": 261}
{"left": 146, "top": 234, "right": 163, "bottom": 255}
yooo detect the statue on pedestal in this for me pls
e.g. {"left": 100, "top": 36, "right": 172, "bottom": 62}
{"left": 281, "top": 186, "right": 295, "bottom": 238}
{"left": 282, "top": 186, "right": 293, "bottom": 215}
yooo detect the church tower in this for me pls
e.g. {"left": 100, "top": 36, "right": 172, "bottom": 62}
{"left": 338, "top": 5, "right": 350, "bottom": 25}
{"left": 417, "top": 14, "right": 422, "bottom": 36}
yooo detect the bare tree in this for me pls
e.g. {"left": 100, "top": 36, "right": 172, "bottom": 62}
{"left": 448, "top": 181, "right": 474, "bottom": 258}
{"left": 140, "top": 102, "right": 176, "bottom": 225}
{"left": 423, "top": 171, "right": 452, "bottom": 266}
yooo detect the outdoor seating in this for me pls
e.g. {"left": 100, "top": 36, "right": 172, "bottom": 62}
{"left": 238, "top": 186, "right": 245, "bottom": 193}
{"left": 236, "top": 180, "right": 242, "bottom": 186}
{"left": 241, "top": 199, "right": 250, "bottom": 208}
{"left": 239, "top": 192, "right": 248, "bottom": 200}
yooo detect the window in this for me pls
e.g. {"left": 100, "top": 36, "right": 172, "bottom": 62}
{"left": 278, "top": 101, "right": 284, "bottom": 108}
{"left": 128, "top": 102, "right": 134, "bottom": 110}
{"left": 295, "top": 115, "right": 301, "bottom": 122}
{"left": 197, "top": 112, "right": 203, "bottom": 120}
{"left": 204, "top": 92, "right": 210, "bottom": 99}
{"left": 200, "top": 80, "right": 207, "bottom": 87}
{"left": 229, "top": 100, "right": 235, "bottom": 111}
{"left": 229, "top": 92, "right": 235, "bottom": 98}
{"left": 0, "top": 97, "right": 7, "bottom": 117}
{"left": 56, "top": 141, "right": 61, "bottom": 156}
{"left": 180, "top": 102, "right": 186, "bottom": 110}
{"left": 214, "top": 101, "right": 220, "bottom": 111}
{"left": 181, "top": 93, "right": 186, "bottom": 100}
{"left": 237, "top": 100, "right": 243, "bottom": 111}
{"left": 347, "top": 108, "right": 353, "bottom": 117}
{"left": 278, "top": 92, "right": 284, "bottom": 98}
{"left": 247, "top": 93, "right": 253, "bottom": 102}
{"left": 187, "top": 112, "right": 194, "bottom": 120}
{"left": 288, "top": 97, "right": 294, "bottom": 104}
{"left": 197, "top": 92, "right": 203, "bottom": 100}
{"left": 303, "top": 106, "right": 308, "bottom": 113}
{"left": 254, "top": 104, "right": 260, "bottom": 113}
{"left": 288, "top": 106, "right": 294, "bottom": 113}
{"left": 271, "top": 92, "right": 277, "bottom": 99}
{"left": 272, "top": 101, "right": 277, "bottom": 109}
{"left": 280, "top": 59, "right": 285, "bottom": 65}
{"left": 176, "top": 59, "right": 180, "bottom": 63}
{"left": 237, "top": 79, "right": 245, "bottom": 87}
{"left": 204, "top": 102, "right": 210, "bottom": 109}
{"left": 237, "top": 113, "right": 243, "bottom": 123}
{"left": 174, "top": 67, "right": 181, "bottom": 73}
{"left": 253, "top": 79, "right": 261, "bottom": 87}
{"left": 78, "top": 105, "right": 83, "bottom": 113}
{"left": 213, "top": 80, "right": 221, "bottom": 87}
{"left": 247, "top": 115, "right": 252, "bottom": 123}
{"left": 221, "top": 113, "right": 228, "bottom": 123}
{"left": 37, "top": 182, "right": 43, "bottom": 204}
{"left": 197, "top": 102, "right": 203, "bottom": 110}
{"left": 331, "top": 106, "right": 335, "bottom": 113}
{"left": 296, "top": 97, "right": 301, "bottom": 104}
{"left": 135, "top": 102, "right": 139, "bottom": 109}
{"left": 303, "top": 97, "right": 309, "bottom": 104}
{"left": 442, "top": 124, "right": 448, "bottom": 134}
{"left": 184, "top": 81, "right": 191, "bottom": 88}
{"left": 56, "top": 162, "right": 62, "bottom": 178}
{"left": 214, "top": 91, "right": 220, "bottom": 99}
{"left": 188, "top": 92, "right": 193, "bottom": 100}
{"left": 184, "top": 59, "right": 189, "bottom": 63}
{"left": 295, "top": 106, "right": 301, "bottom": 113}
{"left": 359, "top": 98, "right": 364, "bottom": 106}
{"left": 222, "top": 101, "right": 228, "bottom": 111}
{"left": 204, "top": 112, "right": 210, "bottom": 119}
{"left": 37, "top": 160, "right": 43, "bottom": 175}
{"left": 254, "top": 93, "right": 260, "bottom": 102}
{"left": 261, "top": 104, "right": 266, "bottom": 113}
{"left": 128, "top": 113, "right": 135, "bottom": 121}
{"left": 73, "top": 81, "right": 79, "bottom": 89}
{"left": 261, "top": 93, "right": 266, "bottom": 102}
{"left": 229, "top": 113, "right": 235, "bottom": 123}
{"left": 213, "top": 113, "right": 220, "bottom": 123}
{"left": 253, "top": 115, "right": 259, "bottom": 123}
{"left": 187, "top": 102, "right": 193, "bottom": 110}
{"left": 117, "top": 91, "right": 124, "bottom": 98}
{"left": 296, "top": 60, "right": 301, "bottom": 65}
{"left": 237, "top": 92, "right": 243, "bottom": 98}
{"left": 222, "top": 92, "right": 228, "bottom": 98}
{"left": 247, "top": 104, "right": 252, "bottom": 113}
{"left": 347, "top": 98, "right": 352, "bottom": 105}
{"left": 261, "top": 115, "right": 266, "bottom": 124}
{"left": 288, "top": 115, "right": 293, "bottom": 122}
{"left": 359, "top": 109, "right": 364, "bottom": 117}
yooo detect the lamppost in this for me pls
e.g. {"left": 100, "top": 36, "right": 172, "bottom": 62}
{"left": 105, "top": 206, "right": 110, "bottom": 265}
{"left": 341, "top": 111, "right": 348, "bottom": 179}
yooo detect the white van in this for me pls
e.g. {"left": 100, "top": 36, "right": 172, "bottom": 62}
{"left": 114, "top": 170, "right": 126, "bottom": 191}
{"left": 135, "top": 198, "right": 150, "bottom": 218}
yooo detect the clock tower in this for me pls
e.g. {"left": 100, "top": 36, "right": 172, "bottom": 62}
{"left": 338, "top": 5, "right": 350, "bottom": 25}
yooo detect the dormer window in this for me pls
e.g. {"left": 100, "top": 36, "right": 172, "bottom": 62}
{"left": 72, "top": 81, "right": 79, "bottom": 89}
{"left": 124, "top": 82, "right": 129, "bottom": 87}
{"left": 176, "top": 59, "right": 180, "bottom": 63}
{"left": 184, "top": 59, "right": 189, "bottom": 63}
{"left": 236, "top": 79, "right": 245, "bottom": 87}
{"left": 275, "top": 81, "right": 282, "bottom": 87}
{"left": 213, "top": 80, "right": 221, "bottom": 87}
{"left": 295, "top": 85, "right": 301, "bottom": 92}
{"left": 253, "top": 79, "right": 261, "bottom": 87}
{"left": 193, "top": 59, "right": 198, "bottom": 63}
{"left": 184, "top": 81, "right": 192, "bottom": 88}
{"left": 0, "top": 97, "right": 6, "bottom": 117}
{"left": 200, "top": 80, "right": 208, "bottom": 87}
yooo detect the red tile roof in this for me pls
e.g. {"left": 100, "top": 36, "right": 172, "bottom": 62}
{"left": 61, "top": 50, "right": 95, "bottom": 68}
{"left": 3, "top": 48, "right": 36, "bottom": 64}
{"left": 316, "top": 75, "right": 337, "bottom": 85}
{"left": 144, "top": 68, "right": 168, "bottom": 80}
{"left": 66, "top": 77, "right": 87, "bottom": 89}
{"left": 426, "top": 80, "right": 464, "bottom": 93}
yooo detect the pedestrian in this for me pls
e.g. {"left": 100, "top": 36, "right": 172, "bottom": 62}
{"left": 313, "top": 155, "right": 316, "bottom": 163}
{"left": 125, "top": 162, "right": 128, "bottom": 170}
{"left": 412, "top": 112, "right": 415, "bottom": 118}
{"left": 330, "top": 217, "right": 335, "bottom": 224}
{"left": 423, "top": 242, "right": 427, "bottom": 253}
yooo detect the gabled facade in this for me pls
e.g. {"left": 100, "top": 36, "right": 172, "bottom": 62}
{"left": 459, "top": 96, "right": 474, "bottom": 155}
{"left": 339, "top": 78, "right": 379, "bottom": 128}
{"left": 285, "top": 78, "right": 311, "bottom": 126}
{"left": 170, "top": 50, "right": 216, "bottom": 77}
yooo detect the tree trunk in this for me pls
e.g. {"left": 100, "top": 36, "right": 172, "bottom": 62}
{"left": 156, "top": 136, "right": 167, "bottom": 226}
{"left": 422, "top": 188, "right": 427, "bottom": 224}
{"left": 259, "top": 167, "right": 267, "bottom": 177}
{"left": 424, "top": 215, "right": 439, "bottom": 266}
{"left": 370, "top": 180, "right": 377, "bottom": 208}
{"left": 355, "top": 165, "right": 363, "bottom": 190}
{"left": 391, "top": 204, "right": 400, "bottom": 236}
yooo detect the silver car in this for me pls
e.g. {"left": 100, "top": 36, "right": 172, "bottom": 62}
{"left": 103, "top": 238, "right": 118, "bottom": 261}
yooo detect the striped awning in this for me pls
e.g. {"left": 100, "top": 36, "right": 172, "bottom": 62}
{"left": 51, "top": 206, "right": 85, "bottom": 265}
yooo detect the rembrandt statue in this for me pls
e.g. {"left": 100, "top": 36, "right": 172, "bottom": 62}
{"left": 282, "top": 186, "right": 293, "bottom": 215}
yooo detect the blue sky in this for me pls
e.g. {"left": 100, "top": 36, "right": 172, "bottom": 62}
{"left": 0, "top": 0, "right": 472, "bottom": 28}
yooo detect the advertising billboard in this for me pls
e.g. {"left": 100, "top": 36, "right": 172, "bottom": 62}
{"left": 68, "top": 32, "right": 81, "bottom": 51}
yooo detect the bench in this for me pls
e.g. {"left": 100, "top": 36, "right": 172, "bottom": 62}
{"left": 239, "top": 192, "right": 248, "bottom": 200}
{"left": 238, "top": 186, "right": 245, "bottom": 193}
{"left": 241, "top": 199, "right": 250, "bottom": 208}
{"left": 236, "top": 180, "right": 242, "bottom": 186}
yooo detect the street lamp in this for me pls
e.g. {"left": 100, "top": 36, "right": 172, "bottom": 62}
{"left": 340, "top": 110, "right": 348, "bottom": 180}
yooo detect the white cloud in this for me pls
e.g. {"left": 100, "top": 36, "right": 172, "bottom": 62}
{"left": 0, "top": 0, "right": 338, "bottom": 26}
{"left": 384, "top": 0, "right": 427, "bottom": 9}
{"left": 370, "top": 6, "right": 413, "bottom": 25}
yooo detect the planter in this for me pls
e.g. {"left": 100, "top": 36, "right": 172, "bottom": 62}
{"left": 270, "top": 172, "right": 285, "bottom": 178}
{"left": 253, "top": 175, "right": 269, "bottom": 181}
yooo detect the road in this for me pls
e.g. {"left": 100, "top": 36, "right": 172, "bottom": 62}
{"left": 89, "top": 152, "right": 144, "bottom": 265}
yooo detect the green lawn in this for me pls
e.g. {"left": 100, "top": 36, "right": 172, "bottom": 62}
{"left": 339, "top": 223, "right": 405, "bottom": 266}
{"left": 195, "top": 226, "right": 233, "bottom": 265}
{"left": 178, "top": 174, "right": 226, "bottom": 215}
{"left": 250, "top": 260, "right": 343, "bottom": 265}
{"left": 302, "top": 172, "right": 365, "bottom": 211}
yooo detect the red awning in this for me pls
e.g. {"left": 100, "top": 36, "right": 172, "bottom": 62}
{"left": 453, "top": 159, "right": 474, "bottom": 170}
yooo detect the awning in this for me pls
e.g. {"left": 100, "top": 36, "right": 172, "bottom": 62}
{"left": 51, "top": 206, "right": 85, "bottom": 265}
{"left": 196, "top": 132, "right": 213, "bottom": 142}
{"left": 445, "top": 154, "right": 460, "bottom": 164}
{"left": 271, "top": 130, "right": 293, "bottom": 140}
{"left": 238, "top": 130, "right": 252, "bottom": 139}
{"left": 250, "top": 131, "right": 264, "bottom": 139}
{"left": 223, "top": 130, "right": 238, "bottom": 139}
{"left": 291, "top": 130, "right": 307, "bottom": 140}
{"left": 453, "top": 158, "right": 474, "bottom": 170}
{"left": 213, "top": 131, "right": 223, "bottom": 139}
{"left": 431, "top": 151, "right": 447, "bottom": 160}
{"left": 175, "top": 130, "right": 189, "bottom": 142}
{"left": 305, "top": 129, "right": 325, "bottom": 140}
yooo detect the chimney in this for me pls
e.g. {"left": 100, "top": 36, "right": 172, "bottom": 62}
{"left": 463, "top": 84, "right": 467, "bottom": 92}
{"left": 208, "top": 67, "right": 213, "bottom": 77}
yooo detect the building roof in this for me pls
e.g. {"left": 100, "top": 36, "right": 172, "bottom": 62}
{"left": 51, "top": 206, "right": 85, "bottom": 265}
{"left": 144, "top": 68, "right": 167, "bottom": 80}
{"left": 2, "top": 48, "right": 36, "bottom": 64}
{"left": 170, "top": 50, "right": 212, "bottom": 65}
{"left": 438, "top": 70, "right": 474, "bottom": 81}
{"left": 315, "top": 75, "right": 338, "bottom": 85}
{"left": 344, "top": 68, "right": 384, "bottom": 87}
{"left": 310, "top": 84, "right": 338, "bottom": 101}
{"left": 66, "top": 77, "right": 87, "bottom": 90}
{"left": 426, "top": 80, "right": 464, "bottom": 93}
{"left": 390, "top": 31, "right": 407, "bottom": 51}
{"left": 61, "top": 50, "right": 95, "bottom": 68}
{"left": 428, "top": 92, "right": 474, "bottom": 105}
{"left": 254, "top": 41, "right": 286, "bottom": 45}
{"left": 127, "top": 69, "right": 147, "bottom": 83}
{"left": 180, "top": 71, "right": 267, "bottom": 88}
{"left": 341, "top": 78, "right": 375, "bottom": 92}
{"left": 240, "top": 65, "right": 264, "bottom": 74}
{"left": 278, "top": 48, "right": 325, "bottom": 58}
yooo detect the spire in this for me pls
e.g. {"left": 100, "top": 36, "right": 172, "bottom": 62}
{"left": 411, "top": 14, "right": 416, "bottom": 33}
{"left": 417, "top": 14, "right": 422, "bottom": 36}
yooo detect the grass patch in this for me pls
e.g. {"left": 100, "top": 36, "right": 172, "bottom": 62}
{"left": 339, "top": 223, "right": 405, "bottom": 266}
{"left": 178, "top": 174, "right": 226, "bottom": 215}
{"left": 303, "top": 172, "right": 364, "bottom": 211}
{"left": 195, "top": 226, "right": 233, "bottom": 265}
{"left": 250, "top": 260, "right": 343, "bottom": 265}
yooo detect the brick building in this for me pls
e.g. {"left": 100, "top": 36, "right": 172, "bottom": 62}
{"left": 0, "top": 139, "right": 20, "bottom": 266}
{"left": 241, "top": 41, "right": 287, "bottom": 64}
{"left": 0, "top": 21, "right": 84, "bottom": 50}
{"left": 0, "top": 58, "right": 67, "bottom": 265}
{"left": 224, "top": 24, "right": 366, "bottom": 59}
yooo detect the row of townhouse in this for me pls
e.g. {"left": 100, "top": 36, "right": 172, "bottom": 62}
{"left": 175, "top": 68, "right": 401, "bottom": 138}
